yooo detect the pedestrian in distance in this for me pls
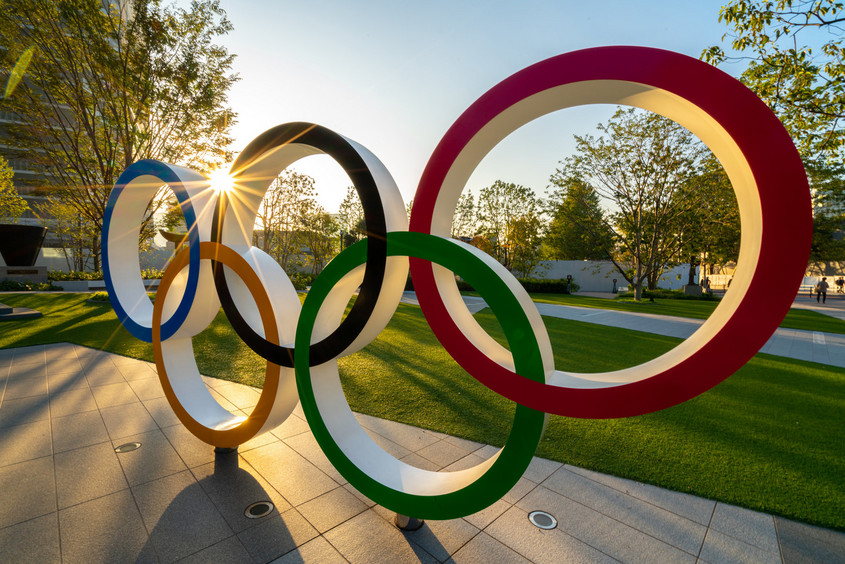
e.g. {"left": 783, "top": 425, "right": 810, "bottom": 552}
{"left": 816, "top": 277, "right": 830, "bottom": 304}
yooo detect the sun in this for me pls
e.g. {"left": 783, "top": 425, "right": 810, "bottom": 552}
{"left": 209, "top": 167, "right": 234, "bottom": 194}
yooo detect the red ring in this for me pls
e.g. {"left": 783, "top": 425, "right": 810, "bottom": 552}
{"left": 409, "top": 46, "right": 811, "bottom": 418}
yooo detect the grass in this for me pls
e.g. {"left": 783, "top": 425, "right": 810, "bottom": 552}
{"left": 523, "top": 292, "right": 845, "bottom": 335}
{"left": 1, "top": 292, "right": 843, "bottom": 531}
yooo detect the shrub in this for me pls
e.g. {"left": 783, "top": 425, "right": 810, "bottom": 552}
{"left": 49, "top": 268, "right": 163, "bottom": 281}
{"left": 0, "top": 279, "right": 61, "bottom": 291}
{"left": 455, "top": 277, "right": 580, "bottom": 294}
{"left": 615, "top": 287, "right": 718, "bottom": 301}
{"left": 289, "top": 272, "right": 315, "bottom": 291}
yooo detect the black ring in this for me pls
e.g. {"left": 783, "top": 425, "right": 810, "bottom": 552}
{"left": 210, "top": 122, "right": 389, "bottom": 367}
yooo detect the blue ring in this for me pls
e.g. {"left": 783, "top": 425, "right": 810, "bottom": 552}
{"left": 102, "top": 159, "right": 200, "bottom": 342}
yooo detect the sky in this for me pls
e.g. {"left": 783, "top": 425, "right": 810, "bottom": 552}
{"left": 216, "top": 1, "right": 744, "bottom": 213}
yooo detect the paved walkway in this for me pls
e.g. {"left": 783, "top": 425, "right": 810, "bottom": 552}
{"left": 1, "top": 343, "right": 843, "bottom": 563}
{"left": 401, "top": 291, "right": 845, "bottom": 368}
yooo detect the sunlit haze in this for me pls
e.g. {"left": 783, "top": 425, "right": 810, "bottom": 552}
{"left": 211, "top": 1, "right": 742, "bottom": 213}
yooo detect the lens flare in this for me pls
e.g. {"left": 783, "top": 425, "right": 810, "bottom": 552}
{"left": 209, "top": 168, "right": 234, "bottom": 194}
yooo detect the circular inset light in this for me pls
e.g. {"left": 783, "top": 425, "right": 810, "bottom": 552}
{"left": 114, "top": 442, "right": 142, "bottom": 454}
{"left": 528, "top": 510, "right": 557, "bottom": 530}
{"left": 244, "top": 501, "right": 274, "bottom": 519}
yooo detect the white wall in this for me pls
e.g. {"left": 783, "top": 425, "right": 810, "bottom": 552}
{"left": 528, "top": 260, "right": 697, "bottom": 292}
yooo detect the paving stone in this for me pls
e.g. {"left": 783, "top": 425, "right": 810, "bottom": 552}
{"left": 100, "top": 402, "right": 158, "bottom": 440}
{"left": 51, "top": 410, "right": 110, "bottom": 453}
{"left": 343, "top": 483, "right": 377, "bottom": 508}
{"left": 3, "top": 373, "right": 47, "bottom": 399}
{"left": 8, "top": 362, "right": 45, "bottom": 379}
{"left": 524, "top": 455, "right": 563, "bottom": 484}
{"left": 463, "top": 498, "right": 511, "bottom": 530}
{"left": 354, "top": 413, "right": 442, "bottom": 452}
{"left": 518, "top": 485, "right": 697, "bottom": 563}
{"left": 502, "top": 475, "right": 539, "bottom": 504}
{"left": 417, "top": 439, "right": 474, "bottom": 468}
{"left": 191, "top": 454, "right": 292, "bottom": 534}
{"left": 776, "top": 516, "right": 845, "bottom": 564}
{"left": 0, "top": 419, "right": 52, "bottom": 466}
{"left": 237, "top": 508, "right": 319, "bottom": 563}
{"left": 133, "top": 470, "right": 233, "bottom": 563}
{"left": 59, "top": 489, "right": 155, "bottom": 564}
{"left": 237, "top": 425, "right": 281, "bottom": 453}
{"left": 442, "top": 452, "right": 487, "bottom": 472}
{"left": 55, "top": 441, "right": 128, "bottom": 509}
{"left": 212, "top": 382, "right": 262, "bottom": 409}
{"left": 270, "top": 536, "right": 348, "bottom": 563}
{"left": 565, "top": 464, "right": 716, "bottom": 526}
{"left": 540, "top": 466, "right": 707, "bottom": 554}
{"left": 91, "top": 381, "right": 139, "bottom": 408}
{"left": 0, "top": 394, "right": 50, "bottom": 428}
{"left": 710, "top": 502, "right": 779, "bottom": 554}
{"left": 48, "top": 385, "right": 97, "bottom": 418}
{"left": 284, "top": 430, "right": 347, "bottom": 484}
{"left": 404, "top": 516, "right": 480, "bottom": 561}
{"left": 143, "top": 397, "right": 182, "bottom": 428}
{"left": 161, "top": 421, "right": 218, "bottom": 468}
{"left": 699, "top": 528, "right": 782, "bottom": 564}
{"left": 486, "top": 505, "right": 618, "bottom": 563}
{"left": 0, "top": 512, "right": 60, "bottom": 563}
{"left": 179, "top": 535, "right": 253, "bottom": 564}
{"left": 113, "top": 428, "right": 187, "bottom": 486}
{"left": 297, "top": 485, "right": 368, "bottom": 533}
{"left": 400, "top": 452, "right": 441, "bottom": 471}
{"left": 362, "top": 429, "right": 412, "bottom": 460}
{"left": 117, "top": 362, "right": 158, "bottom": 381}
{"left": 0, "top": 456, "right": 56, "bottom": 528}
{"left": 127, "top": 377, "right": 165, "bottom": 400}
{"left": 46, "top": 368, "right": 89, "bottom": 391}
{"left": 83, "top": 363, "right": 125, "bottom": 387}
{"left": 270, "top": 412, "right": 310, "bottom": 440}
{"left": 446, "top": 531, "right": 531, "bottom": 564}
{"left": 11, "top": 346, "right": 44, "bottom": 365}
{"left": 442, "top": 434, "right": 486, "bottom": 453}
{"left": 242, "top": 441, "right": 339, "bottom": 506}
{"left": 323, "top": 509, "right": 439, "bottom": 563}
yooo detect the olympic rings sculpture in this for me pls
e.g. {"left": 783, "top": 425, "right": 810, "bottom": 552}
{"left": 102, "top": 47, "right": 811, "bottom": 520}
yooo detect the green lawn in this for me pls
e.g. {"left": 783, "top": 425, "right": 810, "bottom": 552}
{"left": 525, "top": 292, "right": 845, "bottom": 334}
{"left": 1, "top": 292, "right": 843, "bottom": 531}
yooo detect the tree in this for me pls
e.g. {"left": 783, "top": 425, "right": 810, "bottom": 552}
{"left": 254, "top": 170, "right": 316, "bottom": 273}
{"left": 544, "top": 178, "right": 613, "bottom": 260}
{"left": 0, "top": 0, "right": 238, "bottom": 269}
{"left": 507, "top": 213, "right": 544, "bottom": 277}
{"left": 451, "top": 192, "right": 477, "bottom": 239}
{"left": 35, "top": 196, "right": 97, "bottom": 270}
{"left": 475, "top": 180, "right": 540, "bottom": 270}
{"left": 553, "top": 108, "right": 707, "bottom": 300}
{"left": 704, "top": 0, "right": 845, "bottom": 164}
{"left": 299, "top": 202, "right": 338, "bottom": 275}
{"left": 337, "top": 185, "right": 365, "bottom": 248}
{"left": 672, "top": 156, "right": 741, "bottom": 283}
{"left": 0, "top": 156, "right": 28, "bottom": 220}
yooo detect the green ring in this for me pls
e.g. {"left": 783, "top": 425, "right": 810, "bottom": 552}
{"left": 295, "top": 231, "right": 546, "bottom": 519}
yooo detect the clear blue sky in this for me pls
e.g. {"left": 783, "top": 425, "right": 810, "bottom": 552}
{"left": 219, "top": 1, "right": 742, "bottom": 212}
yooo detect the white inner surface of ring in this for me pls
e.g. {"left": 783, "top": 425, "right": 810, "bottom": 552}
{"left": 224, "top": 136, "right": 409, "bottom": 355}
{"left": 310, "top": 265, "right": 501, "bottom": 496}
{"left": 107, "top": 167, "right": 220, "bottom": 337}
{"left": 429, "top": 80, "right": 760, "bottom": 388}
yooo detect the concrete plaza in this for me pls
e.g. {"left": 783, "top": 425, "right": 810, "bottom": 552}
{"left": 1, "top": 295, "right": 844, "bottom": 562}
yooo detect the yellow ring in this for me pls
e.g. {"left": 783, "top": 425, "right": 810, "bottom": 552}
{"left": 152, "top": 241, "right": 281, "bottom": 447}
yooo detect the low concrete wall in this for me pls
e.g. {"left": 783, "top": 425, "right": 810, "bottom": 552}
{"left": 528, "top": 260, "right": 696, "bottom": 292}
